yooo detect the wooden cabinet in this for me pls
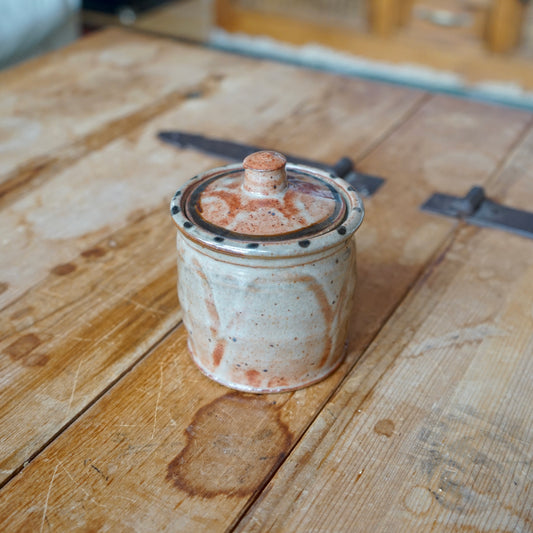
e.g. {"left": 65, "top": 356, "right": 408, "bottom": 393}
{"left": 217, "top": 0, "right": 526, "bottom": 52}
{"left": 215, "top": 0, "right": 533, "bottom": 87}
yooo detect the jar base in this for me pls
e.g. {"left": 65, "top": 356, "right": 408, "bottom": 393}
{"left": 187, "top": 340, "right": 348, "bottom": 394}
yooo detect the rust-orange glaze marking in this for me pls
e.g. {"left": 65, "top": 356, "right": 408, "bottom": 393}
{"left": 198, "top": 176, "right": 338, "bottom": 236}
{"left": 212, "top": 341, "right": 225, "bottom": 368}
{"left": 166, "top": 393, "right": 293, "bottom": 498}
{"left": 245, "top": 369, "right": 262, "bottom": 388}
{"left": 294, "top": 275, "right": 334, "bottom": 369}
{"left": 267, "top": 376, "right": 290, "bottom": 389}
{"left": 191, "top": 258, "right": 223, "bottom": 369}
{"left": 243, "top": 151, "right": 286, "bottom": 171}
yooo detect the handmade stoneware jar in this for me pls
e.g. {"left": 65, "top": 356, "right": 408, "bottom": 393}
{"left": 170, "top": 151, "right": 364, "bottom": 393}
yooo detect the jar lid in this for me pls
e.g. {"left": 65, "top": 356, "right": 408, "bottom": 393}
{"left": 171, "top": 151, "right": 364, "bottom": 257}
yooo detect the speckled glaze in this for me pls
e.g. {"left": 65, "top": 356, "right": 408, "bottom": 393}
{"left": 170, "top": 151, "right": 364, "bottom": 393}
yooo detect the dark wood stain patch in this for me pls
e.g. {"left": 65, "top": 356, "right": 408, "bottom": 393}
{"left": 51, "top": 263, "right": 76, "bottom": 276}
{"left": 167, "top": 392, "right": 292, "bottom": 498}
{"left": 4, "top": 333, "right": 49, "bottom": 367}
{"left": 81, "top": 246, "right": 107, "bottom": 259}
{"left": 0, "top": 282, "right": 8, "bottom": 295}
{"left": 374, "top": 419, "right": 395, "bottom": 437}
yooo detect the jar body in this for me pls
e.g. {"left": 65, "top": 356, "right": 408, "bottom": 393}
{"left": 176, "top": 233, "right": 357, "bottom": 393}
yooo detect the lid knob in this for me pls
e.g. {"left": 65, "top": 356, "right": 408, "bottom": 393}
{"left": 242, "top": 151, "right": 288, "bottom": 196}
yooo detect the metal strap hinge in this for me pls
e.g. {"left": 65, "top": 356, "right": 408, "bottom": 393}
{"left": 421, "top": 186, "right": 533, "bottom": 240}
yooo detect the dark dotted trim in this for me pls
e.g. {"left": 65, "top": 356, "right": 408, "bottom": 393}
{"left": 299, "top": 240, "right": 311, "bottom": 248}
{"left": 171, "top": 205, "right": 180, "bottom": 215}
{"left": 183, "top": 221, "right": 193, "bottom": 229}
{"left": 214, "top": 236, "right": 225, "bottom": 243}
{"left": 337, "top": 226, "right": 347, "bottom": 235}
{"left": 174, "top": 190, "right": 181, "bottom": 197}
{"left": 354, "top": 206, "right": 362, "bottom": 212}
{"left": 247, "top": 243, "right": 259, "bottom": 249}
{"left": 348, "top": 186, "right": 355, "bottom": 191}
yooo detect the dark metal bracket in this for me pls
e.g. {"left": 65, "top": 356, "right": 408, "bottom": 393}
{"left": 421, "top": 186, "right": 533, "bottom": 240}
{"left": 158, "top": 131, "right": 385, "bottom": 197}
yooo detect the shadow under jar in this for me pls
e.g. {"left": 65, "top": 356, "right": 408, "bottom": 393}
{"left": 170, "top": 151, "right": 364, "bottom": 393}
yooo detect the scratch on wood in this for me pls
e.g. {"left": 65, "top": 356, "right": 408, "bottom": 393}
{"left": 151, "top": 362, "right": 164, "bottom": 440}
{"left": 101, "top": 287, "right": 163, "bottom": 316}
{"left": 58, "top": 459, "right": 91, "bottom": 499}
{"left": 97, "top": 319, "right": 127, "bottom": 345}
{"left": 406, "top": 324, "right": 509, "bottom": 358}
{"left": 114, "top": 495, "right": 138, "bottom": 504}
{"left": 67, "top": 360, "right": 82, "bottom": 413}
{"left": 40, "top": 463, "right": 59, "bottom": 533}
{"left": 57, "top": 459, "right": 109, "bottom": 509}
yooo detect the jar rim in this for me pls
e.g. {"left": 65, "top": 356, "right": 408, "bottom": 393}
{"left": 170, "top": 162, "right": 364, "bottom": 258}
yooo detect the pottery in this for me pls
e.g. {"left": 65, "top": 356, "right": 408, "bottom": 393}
{"left": 170, "top": 151, "right": 364, "bottom": 393}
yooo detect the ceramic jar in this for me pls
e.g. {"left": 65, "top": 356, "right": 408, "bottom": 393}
{"left": 170, "top": 151, "right": 364, "bottom": 393}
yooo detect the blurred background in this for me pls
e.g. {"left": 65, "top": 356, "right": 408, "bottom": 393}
{"left": 1, "top": 0, "right": 533, "bottom": 106}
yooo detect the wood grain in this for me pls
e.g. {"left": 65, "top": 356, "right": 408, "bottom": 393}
{"left": 0, "top": 27, "right": 259, "bottom": 194}
{"left": 0, "top": 51, "right": 420, "bottom": 310}
{"left": 0, "top": 205, "right": 180, "bottom": 483}
{"left": 0, "top": 89, "right": 530, "bottom": 530}
{"left": 0, "top": 30, "right": 428, "bottom": 487}
{"left": 234, "top": 122, "right": 533, "bottom": 533}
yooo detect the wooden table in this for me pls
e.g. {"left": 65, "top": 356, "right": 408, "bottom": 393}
{"left": 0, "top": 28, "right": 532, "bottom": 532}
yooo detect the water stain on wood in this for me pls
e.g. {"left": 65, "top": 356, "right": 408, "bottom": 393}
{"left": 4, "top": 333, "right": 49, "bottom": 367}
{"left": 403, "top": 486, "right": 433, "bottom": 515}
{"left": 166, "top": 392, "right": 292, "bottom": 498}
{"left": 51, "top": 263, "right": 76, "bottom": 276}
{"left": 374, "top": 419, "right": 395, "bottom": 437}
{"left": 415, "top": 405, "right": 531, "bottom": 520}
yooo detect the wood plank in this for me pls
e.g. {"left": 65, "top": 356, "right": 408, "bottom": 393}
{"left": 0, "top": 52, "right": 422, "bottom": 310}
{"left": 0, "top": 27, "right": 259, "bottom": 195}
{"left": 0, "top": 94, "right": 529, "bottom": 530}
{"left": 234, "top": 125, "right": 533, "bottom": 532}
{"left": 0, "top": 47, "right": 426, "bottom": 484}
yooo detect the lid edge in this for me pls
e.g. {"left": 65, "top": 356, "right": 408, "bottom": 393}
{"left": 170, "top": 162, "right": 364, "bottom": 258}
